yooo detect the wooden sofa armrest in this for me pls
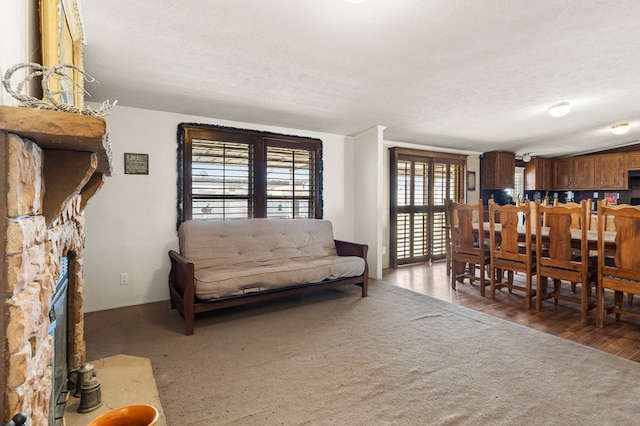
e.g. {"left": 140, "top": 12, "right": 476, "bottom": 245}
{"left": 335, "top": 240, "right": 369, "bottom": 298}
{"left": 168, "top": 250, "right": 196, "bottom": 335}
{"left": 168, "top": 250, "right": 194, "bottom": 292}
{"left": 169, "top": 249, "right": 191, "bottom": 266}
{"left": 335, "top": 240, "right": 368, "bottom": 259}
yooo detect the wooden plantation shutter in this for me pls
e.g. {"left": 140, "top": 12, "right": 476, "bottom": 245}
{"left": 190, "top": 139, "right": 252, "bottom": 220}
{"left": 178, "top": 124, "right": 323, "bottom": 226}
{"left": 451, "top": 163, "right": 465, "bottom": 202}
{"left": 266, "top": 143, "right": 317, "bottom": 219}
{"left": 390, "top": 147, "right": 467, "bottom": 267}
{"left": 395, "top": 159, "right": 412, "bottom": 260}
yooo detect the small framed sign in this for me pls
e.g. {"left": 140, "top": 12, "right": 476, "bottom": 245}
{"left": 467, "top": 171, "right": 476, "bottom": 191}
{"left": 124, "top": 153, "right": 149, "bottom": 175}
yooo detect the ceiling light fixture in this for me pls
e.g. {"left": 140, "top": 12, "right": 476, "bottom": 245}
{"left": 548, "top": 102, "right": 571, "bottom": 117}
{"left": 345, "top": 0, "right": 367, "bottom": 3}
{"left": 522, "top": 153, "right": 532, "bottom": 163}
{"left": 611, "top": 122, "right": 631, "bottom": 135}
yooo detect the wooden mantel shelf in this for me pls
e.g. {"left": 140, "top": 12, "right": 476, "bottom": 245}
{"left": 0, "top": 105, "right": 113, "bottom": 176}
{"left": 0, "top": 106, "right": 113, "bottom": 224}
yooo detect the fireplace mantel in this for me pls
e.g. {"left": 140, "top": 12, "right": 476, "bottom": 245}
{"left": 0, "top": 106, "right": 113, "bottom": 226}
{"left": 0, "top": 105, "right": 113, "bottom": 423}
{"left": 0, "top": 106, "right": 112, "bottom": 174}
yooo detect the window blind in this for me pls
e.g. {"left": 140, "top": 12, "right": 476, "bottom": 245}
{"left": 178, "top": 124, "right": 323, "bottom": 224}
{"left": 191, "top": 139, "right": 252, "bottom": 219}
{"left": 266, "top": 145, "right": 315, "bottom": 219}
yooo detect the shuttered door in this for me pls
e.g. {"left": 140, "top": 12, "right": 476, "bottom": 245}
{"left": 390, "top": 148, "right": 466, "bottom": 267}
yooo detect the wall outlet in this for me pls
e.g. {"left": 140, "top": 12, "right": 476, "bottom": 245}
{"left": 120, "top": 273, "right": 128, "bottom": 285}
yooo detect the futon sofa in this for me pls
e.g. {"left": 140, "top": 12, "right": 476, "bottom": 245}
{"left": 168, "top": 218, "right": 368, "bottom": 335}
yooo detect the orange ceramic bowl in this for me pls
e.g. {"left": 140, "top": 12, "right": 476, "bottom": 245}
{"left": 87, "top": 404, "right": 159, "bottom": 426}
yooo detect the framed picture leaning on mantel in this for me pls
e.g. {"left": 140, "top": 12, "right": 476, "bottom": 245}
{"left": 40, "top": 0, "right": 85, "bottom": 108}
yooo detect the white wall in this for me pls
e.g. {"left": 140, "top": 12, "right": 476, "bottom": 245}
{"left": 81, "top": 107, "right": 484, "bottom": 311}
{"left": 353, "top": 126, "right": 385, "bottom": 279}
{"left": 1, "top": 2, "right": 41, "bottom": 106}
{"left": 83, "top": 106, "right": 356, "bottom": 312}
{"left": 1, "top": 2, "right": 26, "bottom": 106}
{"left": 466, "top": 154, "right": 480, "bottom": 204}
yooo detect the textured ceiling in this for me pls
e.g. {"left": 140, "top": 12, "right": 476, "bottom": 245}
{"left": 81, "top": 0, "right": 640, "bottom": 157}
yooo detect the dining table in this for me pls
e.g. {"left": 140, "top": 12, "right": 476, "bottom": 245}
{"left": 472, "top": 222, "right": 616, "bottom": 253}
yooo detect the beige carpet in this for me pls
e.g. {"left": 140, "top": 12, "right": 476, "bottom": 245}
{"left": 64, "top": 354, "right": 166, "bottom": 426}
{"left": 83, "top": 282, "right": 640, "bottom": 425}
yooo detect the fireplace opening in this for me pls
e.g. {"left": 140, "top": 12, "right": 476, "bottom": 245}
{"left": 48, "top": 256, "right": 70, "bottom": 425}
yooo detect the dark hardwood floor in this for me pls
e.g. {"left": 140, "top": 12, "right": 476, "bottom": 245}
{"left": 383, "top": 261, "right": 640, "bottom": 362}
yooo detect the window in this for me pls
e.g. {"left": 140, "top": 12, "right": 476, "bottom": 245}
{"left": 177, "top": 124, "right": 323, "bottom": 225}
{"left": 505, "top": 166, "right": 525, "bottom": 202}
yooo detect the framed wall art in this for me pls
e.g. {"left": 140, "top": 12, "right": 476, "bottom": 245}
{"left": 124, "top": 153, "right": 149, "bottom": 175}
{"left": 467, "top": 171, "right": 476, "bottom": 191}
{"left": 40, "top": 0, "right": 85, "bottom": 108}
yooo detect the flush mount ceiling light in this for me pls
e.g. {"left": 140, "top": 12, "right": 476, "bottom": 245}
{"left": 611, "top": 122, "right": 631, "bottom": 135}
{"left": 548, "top": 102, "right": 571, "bottom": 117}
{"left": 345, "top": 0, "right": 367, "bottom": 2}
{"left": 522, "top": 153, "right": 532, "bottom": 163}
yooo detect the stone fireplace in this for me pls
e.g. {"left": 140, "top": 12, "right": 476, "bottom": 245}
{"left": 0, "top": 106, "right": 112, "bottom": 424}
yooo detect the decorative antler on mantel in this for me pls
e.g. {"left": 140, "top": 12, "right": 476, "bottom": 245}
{"left": 2, "top": 62, "right": 117, "bottom": 118}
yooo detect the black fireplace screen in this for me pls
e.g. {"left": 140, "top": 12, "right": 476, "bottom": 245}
{"left": 48, "top": 256, "right": 69, "bottom": 425}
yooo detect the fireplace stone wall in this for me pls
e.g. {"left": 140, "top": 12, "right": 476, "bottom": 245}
{"left": 3, "top": 135, "right": 88, "bottom": 424}
{"left": 1, "top": 106, "right": 111, "bottom": 423}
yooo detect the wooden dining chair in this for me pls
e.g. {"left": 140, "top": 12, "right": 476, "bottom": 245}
{"left": 554, "top": 198, "right": 592, "bottom": 229}
{"left": 596, "top": 201, "right": 640, "bottom": 328}
{"left": 450, "top": 199, "right": 490, "bottom": 296}
{"left": 444, "top": 198, "right": 454, "bottom": 277}
{"left": 554, "top": 198, "right": 594, "bottom": 293}
{"left": 489, "top": 199, "right": 537, "bottom": 308}
{"left": 516, "top": 198, "right": 547, "bottom": 228}
{"left": 535, "top": 200, "right": 596, "bottom": 323}
{"left": 589, "top": 200, "right": 628, "bottom": 301}
{"left": 590, "top": 200, "right": 615, "bottom": 232}
{"left": 515, "top": 198, "right": 549, "bottom": 258}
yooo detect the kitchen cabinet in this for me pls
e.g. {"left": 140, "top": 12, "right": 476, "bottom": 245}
{"left": 553, "top": 158, "right": 572, "bottom": 190}
{"left": 534, "top": 151, "right": 634, "bottom": 191}
{"left": 628, "top": 152, "right": 640, "bottom": 170}
{"left": 572, "top": 156, "right": 596, "bottom": 189}
{"left": 596, "top": 153, "right": 627, "bottom": 189}
{"left": 481, "top": 151, "right": 515, "bottom": 189}
{"left": 524, "top": 157, "right": 553, "bottom": 190}
{"left": 552, "top": 156, "right": 595, "bottom": 190}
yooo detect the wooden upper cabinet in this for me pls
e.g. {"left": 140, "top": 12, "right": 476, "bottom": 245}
{"left": 572, "top": 156, "right": 596, "bottom": 189}
{"left": 596, "top": 153, "right": 627, "bottom": 189}
{"left": 483, "top": 149, "right": 636, "bottom": 192}
{"left": 481, "top": 151, "right": 515, "bottom": 189}
{"left": 553, "top": 158, "right": 572, "bottom": 190}
{"left": 524, "top": 157, "right": 553, "bottom": 190}
{"left": 628, "top": 152, "right": 640, "bottom": 170}
{"left": 552, "top": 156, "right": 595, "bottom": 190}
